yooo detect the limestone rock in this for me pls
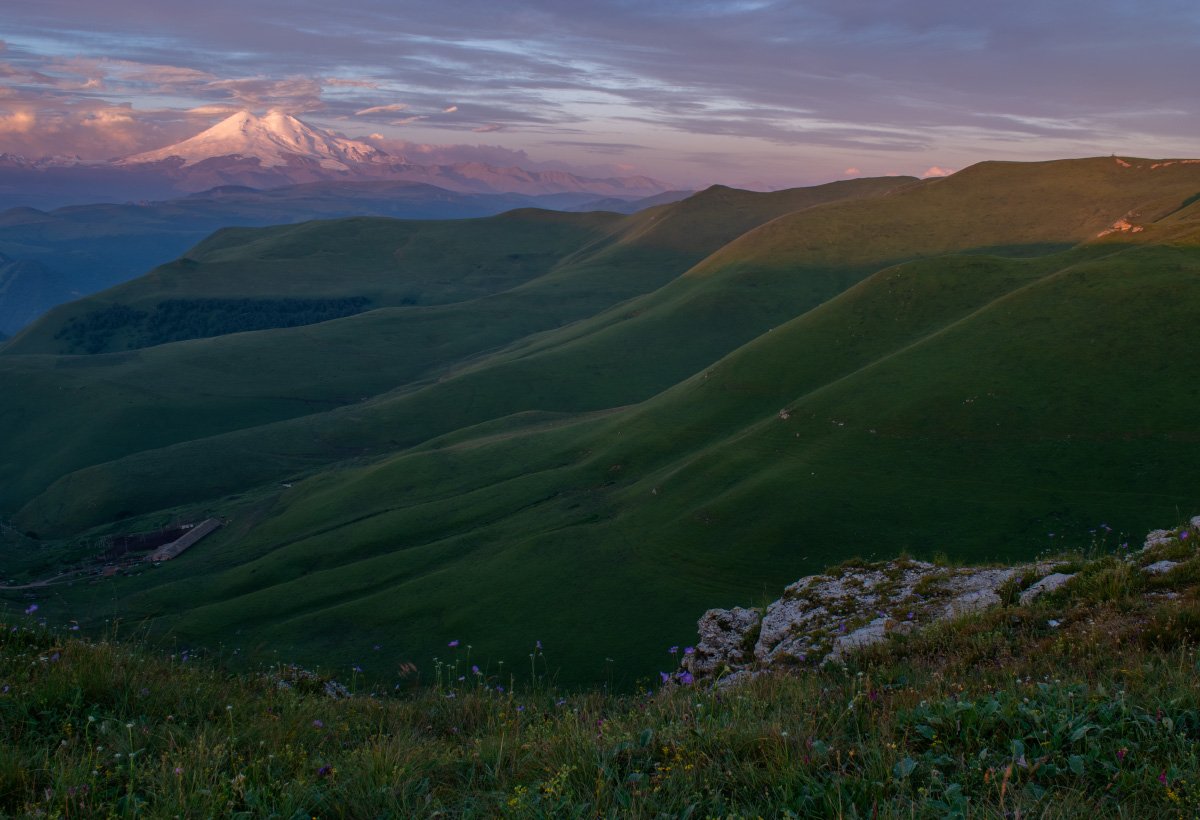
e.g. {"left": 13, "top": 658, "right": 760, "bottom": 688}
{"left": 941, "top": 568, "right": 1017, "bottom": 617}
{"left": 828, "top": 617, "right": 893, "bottom": 660}
{"left": 1144, "top": 529, "right": 1177, "bottom": 549}
{"left": 685, "top": 607, "right": 761, "bottom": 677}
{"left": 1019, "top": 573, "right": 1074, "bottom": 605}
{"left": 1144, "top": 560, "right": 1180, "bottom": 576}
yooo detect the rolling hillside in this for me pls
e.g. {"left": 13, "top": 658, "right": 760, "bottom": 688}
{"left": 3, "top": 157, "right": 1199, "bottom": 684}
{"left": 0, "top": 180, "right": 655, "bottom": 337}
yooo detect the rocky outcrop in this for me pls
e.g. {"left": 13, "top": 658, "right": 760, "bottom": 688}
{"left": 688, "top": 607, "right": 761, "bottom": 678}
{"left": 684, "top": 519, "right": 1200, "bottom": 683}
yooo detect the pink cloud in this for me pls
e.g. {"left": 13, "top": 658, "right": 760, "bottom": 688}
{"left": 186, "top": 104, "right": 242, "bottom": 116}
{"left": 0, "top": 94, "right": 199, "bottom": 158}
{"left": 921, "top": 165, "right": 956, "bottom": 178}
{"left": 368, "top": 138, "right": 534, "bottom": 167}
{"left": 355, "top": 103, "right": 408, "bottom": 116}
{"left": 844, "top": 166, "right": 860, "bottom": 175}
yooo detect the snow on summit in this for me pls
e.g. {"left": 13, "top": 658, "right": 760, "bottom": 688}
{"left": 120, "top": 111, "right": 389, "bottom": 169}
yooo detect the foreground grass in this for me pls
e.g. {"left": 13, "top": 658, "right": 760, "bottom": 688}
{"left": 5, "top": 564, "right": 1200, "bottom": 819}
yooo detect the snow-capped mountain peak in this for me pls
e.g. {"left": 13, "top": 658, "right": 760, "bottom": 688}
{"left": 120, "top": 110, "right": 390, "bottom": 170}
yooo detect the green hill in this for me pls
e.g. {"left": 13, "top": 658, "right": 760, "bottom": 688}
{"left": 2, "top": 157, "right": 1199, "bottom": 685}
{"left": 0, "top": 176, "right": 909, "bottom": 514}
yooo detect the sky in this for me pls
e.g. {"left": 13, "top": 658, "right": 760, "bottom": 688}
{"left": 1, "top": 0, "right": 1197, "bottom": 188}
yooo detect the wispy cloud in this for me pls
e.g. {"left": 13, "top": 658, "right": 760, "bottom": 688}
{"left": 206, "top": 77, "right": 324, "bottom": 112}
{"left": 0, "top": 1, "right": 1196, "bottom": 182}
{"left": 355, "top": 103, "right": 408, "bottom": 116}
{"left": 325, "top": 77, "right": 379, "bottom": 88}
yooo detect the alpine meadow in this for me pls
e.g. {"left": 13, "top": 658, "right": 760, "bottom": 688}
{"left": 4, "top": 156, "right": 1200, "bottom": 684}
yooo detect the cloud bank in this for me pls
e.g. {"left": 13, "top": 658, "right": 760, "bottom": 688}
{"left": 1, "top": 1, "right": 1196, "bottom": 185}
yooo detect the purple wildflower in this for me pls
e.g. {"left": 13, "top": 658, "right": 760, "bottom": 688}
{"left": 352, "top": 664, "right": 363, "bottom": 673}
{"left": 174, "top": 766, "right": 183, "bottom": 776}
{"left": 535, "top": 640, "right": 543, "bottom": 650}
{"left": 676, "top": 671, "right": 695, "bottom": 685}
{"left": 448, "top": 640, "right": 459, "bottom": 648}
{"left": 317, "top": 765, "right": 333, "bottom": 779}
{"left": 312, "top": 719, "right": 324, "bottom": 728}
{"left": 683, "top": 646, "right": 695, "bottom": 655}
{"left": 496, "top": 685, "right": 504, "bottom": 693}
{"left": 659, "top": 671, "right": 670, "bottom": 684}
{"left": 471, "top": 665, "right": 480, "bottom": 675}
{"left": 668, "top": 645, "right": 679, "bottom": 655}
{"left": 1159, "top": 771, "right": 1169, "bottom": 785}
{"left": 24, "top": 604, "right": 37, "bottom": 615}
{"left": 1181, "top": 530, "right": 1190, "bottom": 540}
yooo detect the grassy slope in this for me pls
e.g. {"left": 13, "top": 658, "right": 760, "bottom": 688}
{"left": 5, "top": 535, "right": 1200, "bottom": 817}
{"left": 0, "top": 177, "right": 911, "bottom": 514}
{"left": 4, "top": 158, "right": 1200, "bottom": 685}
{"left": 13, "top": 158, "right": 1199, "bottom": 535}
{"left": 3, "top": 210, "right": 620, "bottom": 355}
{"left": 23, "top": 229, "right": 1200, "bottom": 684}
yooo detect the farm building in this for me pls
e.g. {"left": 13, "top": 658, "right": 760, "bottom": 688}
{"left": 147, "top": 518, "right": 222, "bottom": 562}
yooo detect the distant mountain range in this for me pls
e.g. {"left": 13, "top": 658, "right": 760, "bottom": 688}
{"left": 0, "top": 110, "right": 672, "bottom": 211}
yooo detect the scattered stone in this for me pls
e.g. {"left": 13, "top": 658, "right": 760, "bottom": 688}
{"left": 941, "top": 569, "right": 1017, "bottom": 617}
{"left": 1019, "top": 573, "right": 1074, "bottom": 605}
{"left": 1144, "top": 529, "right": 1177, "bottom": 549}
{"left": 944, "top": 589, "right": 1001, "bottom": 616}
{"left": 1047, "top": 619, "right": 1061, "bottom": 628}
{"left": 1144, "top": 560, "right": 1180, "bottom": 576}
